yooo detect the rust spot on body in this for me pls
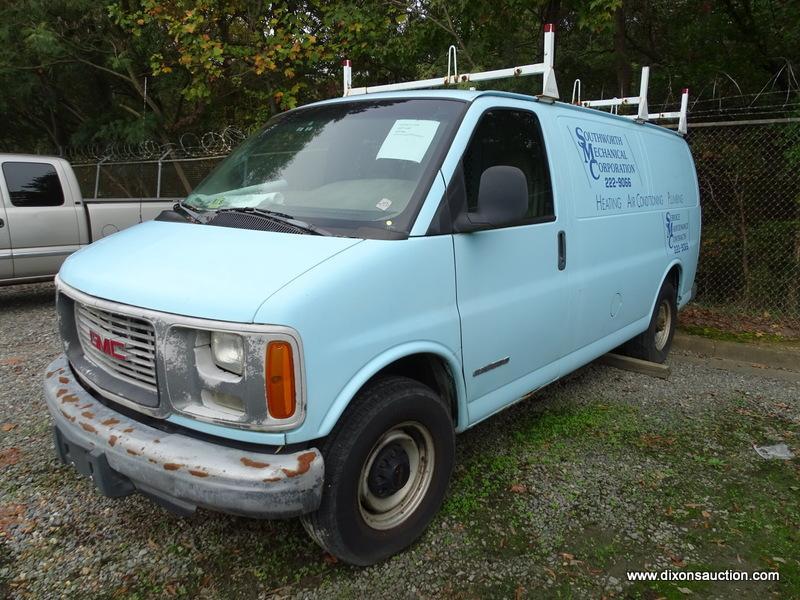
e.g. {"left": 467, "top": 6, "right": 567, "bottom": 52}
{"left": 102, "top": 418, "right": 120, "bottom": 427}
{"left": 46, "top": 370, "right": 56, "bottom": 378}
{"left": 126, "top": 449, "right": 141, "bottom": 456}
{"left": 61, "top": 395, "right": 79, "bottom": 404}
{"left": 153, "top": 439, "right": 160, "bottom": 444}
{"left": 79, "top": 422, "right": 97, "bottom": 434}
{"left": 58, "top": 376, "right": 69, "bottom": 384}
{"left": 108, "top": 435, "right": 118, "bottom": 447}
{"left": 163, "top": 463, "right": 183, "bottom": 471}
{"left": 281, "top": 452, "right": 316, "bottom": 478}
{"left": 59, "top": 410, "right": 76, "bottom": 423}
{"left": 240, "top": 457, "right": 270, "bottom": 469}
{"left": 56, "top": 389, "right": 68, "bottom": 397}
{"left": 189, "top": 470, "right": 208, "bottom": 478}
{"left": 263, "top": 477, "right": 281, "bottom": 483}
{"left": 123, "top": 428, "right": 134, "bottom": 433}
{"left": 148, "top": 459, "right": 158, "bottom": 464}
{"left": 81, "top": 411, "right": 95, "bottom": 419}
{"left": 80, "top": 403, "right": 92, "bottom": 409}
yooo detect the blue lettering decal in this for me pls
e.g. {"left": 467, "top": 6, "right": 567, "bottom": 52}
{"left": 575, "top": 127, "right": 601, "bottom": 180}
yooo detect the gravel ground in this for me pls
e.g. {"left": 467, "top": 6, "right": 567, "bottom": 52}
{"left": 1, "top": 282, "right": 798, "bottom": 599}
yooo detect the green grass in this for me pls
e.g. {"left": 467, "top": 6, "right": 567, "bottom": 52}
{"left": 443, "top": 402, "right": 644, "bottom": 521}
{"left": 442, "top": 392, "right": 800, "bottom": 598}
{"left": 680, "top": 323, "right": 800, "bottom": 345}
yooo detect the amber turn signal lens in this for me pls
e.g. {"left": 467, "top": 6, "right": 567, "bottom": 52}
{"left": 266, "top": 341, "right": 296, "bottom": 419}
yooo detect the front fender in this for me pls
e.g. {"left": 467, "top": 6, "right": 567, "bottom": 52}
{"left": 317, "top": 341, "right": 469, "bottom": 437}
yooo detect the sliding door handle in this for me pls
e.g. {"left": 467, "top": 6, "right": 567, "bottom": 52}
{"left": 557, "top": 230, "right": 566, "bottom": 271}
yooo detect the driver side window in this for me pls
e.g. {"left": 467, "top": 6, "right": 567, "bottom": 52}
{"left": 463, "top": 109, "right": 554, "bottom": 224}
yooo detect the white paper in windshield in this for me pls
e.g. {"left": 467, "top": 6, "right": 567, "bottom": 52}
{"left": 376, "top": 119, "right": 440, "bottom": 163}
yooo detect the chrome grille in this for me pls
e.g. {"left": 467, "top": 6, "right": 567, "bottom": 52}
{"left": 75, "top": 303, "right": 157, "bottom": 391}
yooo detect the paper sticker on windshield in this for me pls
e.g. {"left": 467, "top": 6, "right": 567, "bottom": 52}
{"left": 376, "top": 198, "right": 392, "bottom": 211}
{"left": 376, "top": 120, "right": 440, "bottom": 163}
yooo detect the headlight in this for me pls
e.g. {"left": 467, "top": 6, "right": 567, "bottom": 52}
{"left": 210, "top": 331, "right": 245, "bottom": 375}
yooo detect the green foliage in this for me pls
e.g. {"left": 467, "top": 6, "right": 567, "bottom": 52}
{"left": 0, "top": 0, "right": 799, "bottom": 151}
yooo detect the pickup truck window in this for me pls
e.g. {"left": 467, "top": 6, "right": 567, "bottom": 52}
{"left": 185, "top": 99, "right": 466, "bottom": 238}
{"left": 463, "top": 109, "right": 554, "bottom": 225}
{"left": 2, "top": 162, "right": 65, "bottom": 207}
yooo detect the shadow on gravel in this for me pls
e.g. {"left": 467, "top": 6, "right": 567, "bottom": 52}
{"left": 0, "top": 282, "right": 55, "bottom": 311}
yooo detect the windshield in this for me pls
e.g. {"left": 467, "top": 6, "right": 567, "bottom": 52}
{"left": 185, "top": 99, "right": 466, "bottom": 238}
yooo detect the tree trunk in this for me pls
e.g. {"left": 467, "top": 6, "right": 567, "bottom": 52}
{"left": 613, "top": 4, "right": 631, "bottom": 97}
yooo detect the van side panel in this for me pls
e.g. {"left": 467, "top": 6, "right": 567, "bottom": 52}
{"left": 640, "top": 127, "right": 701, "bottom": 307}
{"left": 556, "top": 111, "right": 699, "bottom": 353}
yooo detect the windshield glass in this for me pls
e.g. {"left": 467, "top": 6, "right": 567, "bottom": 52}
{"left": 185, "top": 99, "right": 466, "bottom": 238}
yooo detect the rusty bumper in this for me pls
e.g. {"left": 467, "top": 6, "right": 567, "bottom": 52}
{"left": 43, "top": 355, "right": 324, "bottom": 518}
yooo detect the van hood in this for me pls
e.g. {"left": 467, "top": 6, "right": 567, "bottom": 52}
{"left": 59, "top": 220, "right": 363, "bottom": 322}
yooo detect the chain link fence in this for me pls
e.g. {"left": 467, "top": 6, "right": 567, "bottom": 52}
{"left": 67, "top": 118, "right": 800, "bottom": 331}
{"left": 690, "top": 119, "right": 800, "bottom": 329}
{"left": 72, "top": 156, "right": 225, "bottom": 201}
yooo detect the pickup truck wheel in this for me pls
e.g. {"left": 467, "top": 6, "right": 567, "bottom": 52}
{"left": 301, "top": 376, "right": 454, "bottom": 566}
{"left": 620, "top": 278, "right": 677, "bottom": 363}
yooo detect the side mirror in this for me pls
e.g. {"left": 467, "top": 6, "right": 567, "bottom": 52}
{"left": 458, "top": 165, "right": 528, "bottom": 231}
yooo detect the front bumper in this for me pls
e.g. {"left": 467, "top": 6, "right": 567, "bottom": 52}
{"left": 44, "top": 355, "right": 324, "bottom": 518}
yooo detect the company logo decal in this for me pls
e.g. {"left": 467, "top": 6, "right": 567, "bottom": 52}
{"left": 89, "top": 330, "right": 126, "bottom": 360}
{"left": 664, "top": 211, "right": 690, "bottom": 254}
{"left": 573, "top": 127, "right": 637, "bottom": 181}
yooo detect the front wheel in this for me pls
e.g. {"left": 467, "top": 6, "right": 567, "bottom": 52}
{"left": 620, "top": 278, "right": 677, "bottom": 363}
{"left": 301, "top": 376, "right": 455, "bottom": 565}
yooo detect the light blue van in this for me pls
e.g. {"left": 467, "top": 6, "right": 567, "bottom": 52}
{"left": 45, "top": 88, "right": 700, "bottom": 565}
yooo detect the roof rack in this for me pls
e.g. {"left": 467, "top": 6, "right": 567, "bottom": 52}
{"left": 573, "top": 67, "right": 690, "bottom": 135}
{"left": 342, "top": 24, "right": 559, "bottom": 100}
{"left": 341, "top": 23, "right": 689, "bottom": 135}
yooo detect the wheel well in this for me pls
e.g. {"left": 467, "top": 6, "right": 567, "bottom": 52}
{"left": 666, "top": 264, "right": 682, "bottom": 296}
{"left": 371, "top": 353, "right": 458, "bottom": 424}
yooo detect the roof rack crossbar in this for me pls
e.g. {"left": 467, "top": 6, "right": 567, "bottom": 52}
{"left": 342, "top": 24, "right": 559, "bottom": 100}
{"left": 581, "top": 68, "right": 689, "bottom": 135}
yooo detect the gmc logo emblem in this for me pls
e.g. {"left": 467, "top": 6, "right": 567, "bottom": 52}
{"left": 89, "top": 331, "right": 126, "bottom": 360}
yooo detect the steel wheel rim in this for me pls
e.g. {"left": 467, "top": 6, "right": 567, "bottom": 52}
{"left": 358, "top": 421, "right": 435, "bottom": 530}
{"left": 654, "top": 299, "right": 672, "bottom": 351}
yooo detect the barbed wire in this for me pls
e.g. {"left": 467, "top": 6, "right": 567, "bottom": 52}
{"left": 63, "top": 90, "right": 800, "bottom": 162}
{"left": 65, "top": 126, "right": 255, "bottom": 163}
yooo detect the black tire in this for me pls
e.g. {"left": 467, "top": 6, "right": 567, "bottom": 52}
{"left": 301, "top": 376, "right": 455, "bottom": 566}
{"left": 620, "top": 278, "right": 677, "bottom": 363}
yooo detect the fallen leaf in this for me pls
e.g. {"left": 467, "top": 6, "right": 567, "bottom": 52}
{"left": 685, "top": 503, "right": 703, "bottom": 509}
{"left": 0, "top": 504, "right": 26, "bottom": 535}
{"left": 701, "top": 510, "right": 711, "bottom": 519}
{"left": 1, "top": 424, "right": 17, "bottom": 432}
{"left": 510, "top": 483, "right": 528, "bottom": 494}
{"left": 0, "top": 447, "right": 21, "bottom": 467}
{"left": 0, "top": 357, "right": 22, "bottom": 366}
{"left": 323, "top": 552, "right": 338, "bottom": 565}
{"left": 561, "top": 552, "right": 575, "bottom": 561}
{"left": 670, "top": 555, "right": 687, "bottom": 567}
{"left": 514, "top": 585, "right": 525, "bottom": 600}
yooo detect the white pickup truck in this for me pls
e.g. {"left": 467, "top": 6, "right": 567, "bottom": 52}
{"left": 0, "top": 154, "right": 173, "bottom": 285}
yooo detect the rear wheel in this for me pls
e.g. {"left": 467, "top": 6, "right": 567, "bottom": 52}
{"left": 301, "top": 376, "right": 455, "bottom": 566}
{"left": 620, "top": 278, "right": 677, "bottom": 363}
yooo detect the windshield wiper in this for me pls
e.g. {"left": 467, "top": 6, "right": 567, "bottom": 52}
{"left": 174, "top": 200, "right": 210, "bottom": 224}
{"left": 215, "top": 207, "right": 332, "bottom": 236}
